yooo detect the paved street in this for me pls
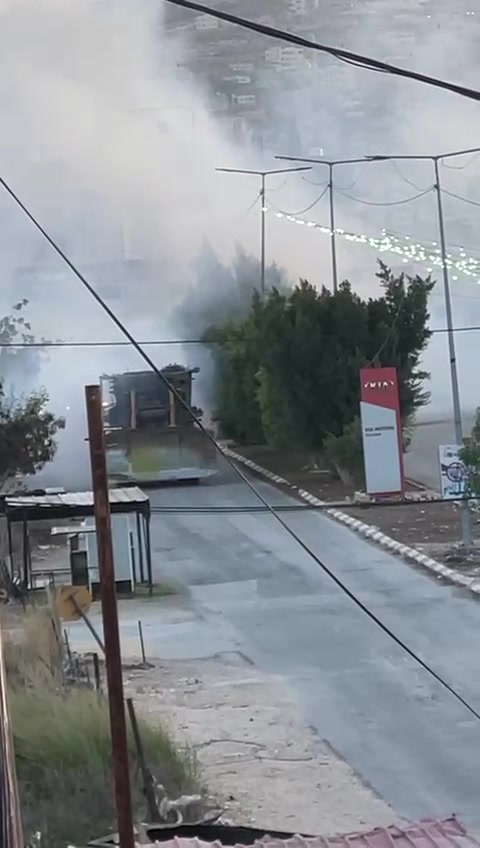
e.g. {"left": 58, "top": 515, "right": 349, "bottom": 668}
{"left": 143, "top": 467, "right": 480, "bottom": 827}
{"left": 405, "top": 413, "right": 475, "bottom": 489}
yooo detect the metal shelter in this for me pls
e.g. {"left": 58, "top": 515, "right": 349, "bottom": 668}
{"left": 1, "top": 487, "right": 153, "bottom": 593}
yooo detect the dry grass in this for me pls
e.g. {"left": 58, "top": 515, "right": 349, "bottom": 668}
{"left": 3, "top": 605, "right": 63, "bottom": 689}
{"left": 3, "top": 604, "right": 200, "bottom": 848}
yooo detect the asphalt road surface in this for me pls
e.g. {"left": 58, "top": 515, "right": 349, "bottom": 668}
{"left": 149, "top": 467, "right": 480, "bottom": 827}
{"left": 405, "top": 413, "right": 475, "bottom": 490}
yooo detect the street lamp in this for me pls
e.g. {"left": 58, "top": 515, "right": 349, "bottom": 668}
{"left": 364, "top": 146, "right": 480, "bottom": 546}
{"left": 216, "top": 166, "right": 311, "bottom": 295}
{"left": 275, "top": 154, "right": 368, "bottom": 293}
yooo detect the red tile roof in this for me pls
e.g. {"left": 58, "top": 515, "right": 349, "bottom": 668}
{"left": 145, "top": 817, "right": 479, "bottom": 848}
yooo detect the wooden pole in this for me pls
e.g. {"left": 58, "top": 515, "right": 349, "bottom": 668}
{"left": 85, "top": 385, "right": 134, "bottom": 848}
{"left": 126, "top": 698, "right": 160, "bottom": 822}
{"left": 138, "top": 620, "right": 146, "bottom": 665}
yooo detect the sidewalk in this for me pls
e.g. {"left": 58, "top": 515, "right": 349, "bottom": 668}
{"left": 67, "top": 597, "right": 395, "bottom": 833}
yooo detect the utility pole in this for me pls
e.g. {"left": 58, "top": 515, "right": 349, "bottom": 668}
{"left": 216, "top": 165, "right": 311, "bottom": 296}
{"left": 328, "top": 163, "right": 338, "bottom": 294}
{"left": 85, "top": 385, "right": 134, "bottom": 848}
{"left": 260, "top": 173, "right": 266, "bottom": 295}
{"left": 434, "top": 158, "right": 472, "bottom": 545}
{"left": 275, "top": 154, "right": 368, "bottom": 294}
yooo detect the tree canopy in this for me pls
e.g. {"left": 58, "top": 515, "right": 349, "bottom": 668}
{"left": 205, "top": 262, "right": 435, "bottom": 460}
{"left": 0, "top": 302, "right": 64, "bottom": 490}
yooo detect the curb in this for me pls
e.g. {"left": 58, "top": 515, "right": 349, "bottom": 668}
{"left": 221, "top": 446, "right": 480, "bottom": 597}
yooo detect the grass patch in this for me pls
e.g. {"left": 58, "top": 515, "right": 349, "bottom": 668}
{"left": 4, "top": 605, "right": 200, "bottom": 848}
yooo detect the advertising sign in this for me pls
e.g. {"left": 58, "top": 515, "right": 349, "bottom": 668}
{"left": 438, "top": 444, "right": 467, "bottom": 499}
{"left": 359, "top": 366, "right": 404, "bottom": 496}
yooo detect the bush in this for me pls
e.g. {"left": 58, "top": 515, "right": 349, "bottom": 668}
{"left": 206, "top": 264, "right": 434, "bottom": 454}
{"left": 323, "top": 417, "right": 365, "bottom": 488}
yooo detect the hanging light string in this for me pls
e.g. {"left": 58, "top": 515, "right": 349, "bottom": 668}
{"left": 269, "top": 208, "right": 480, "bottom": 282}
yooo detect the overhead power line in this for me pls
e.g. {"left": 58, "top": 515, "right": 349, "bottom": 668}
{"left": 441, "top": 188, "right": 480, "bottom": 208}
{"left": 4, "top": 320, "right": 480, "bottom": 349}
{"left": 0, "top": 339, "right": 208, "bottom": 348}
{"left": 389, "top": 160, "right": 430, "bottom": 192}
{"left": 442, "top": 151, "right": 480, "bottom": 170}
{"left": 334, "top": 186, "right": 434, "bottom": 207}
{"left": 163, "top": 0, "right": 480, "bottom": 104}
{"left": 1, "top": 176, "right": 480, "bottom": 724}
{"left": 268, "top": 184, "right": 329, "bottom": 216}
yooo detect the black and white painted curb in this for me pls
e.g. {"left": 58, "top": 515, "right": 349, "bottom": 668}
{"left": 221, "top": 445, "right": 480, "bottom": 597}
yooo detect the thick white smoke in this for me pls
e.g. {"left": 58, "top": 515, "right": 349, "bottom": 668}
{"left": 1, "top": 0, "right": 480, "bottom": 490}
{"left": 0, "top": 0, "right": 261, "bottom": 487}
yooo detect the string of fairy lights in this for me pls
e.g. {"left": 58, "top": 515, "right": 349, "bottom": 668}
{"left": 269, "top": 207, "right": 480, "bottom": 283}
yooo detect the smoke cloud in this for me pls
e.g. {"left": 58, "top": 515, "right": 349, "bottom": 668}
{"left": 0, "top": 0, "right": 479, "bottom": 490}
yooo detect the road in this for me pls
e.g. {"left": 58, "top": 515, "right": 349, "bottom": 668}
{"left": 405, "top": 413, "right": 475, "bottom": 490}
{"left": 147, "top": 466, "right": 480, "bottom": 827}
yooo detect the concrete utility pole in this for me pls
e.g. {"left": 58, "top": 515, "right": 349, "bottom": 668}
{"left": 275, "top": 154, "right": 368, "bottom": 294}
{"left": 216, "top": 165, "right": 311, "bottom": 296}
{"left": 85, "top": 385, "right": 134, "bottom": 848}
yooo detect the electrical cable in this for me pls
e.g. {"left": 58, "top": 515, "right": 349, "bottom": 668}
{"left": 150, "top": 493, "right": 480, "bottom": 514}
{"left": 0, "top": 339, "right": 209, "bottom": 348}
{"left": 302, "top": 176, "right": 358, "bottom": 190}
{"left": 268, "top": 184, "right": 329, "bottom": 216}
{"left": 240, "top": 190, "right": 262, "bottom": 218}
{"left": 302, "top": 177, "right": 329, "bottom": 187}
{"left": 335, "top": 179, "right": 358, "bottom": 191}
{"left": 441, "top": 188, "right": 480, "bottom": 208}
{"left": 389, "top": 159, "right": 432, "bottom": 192}
{"left": 432, "top": 324, "right": 480, "bottom": 333}
{"left": 2, "top": 175, "right": 480, "bottom": 723}
{"left": 163, "top": 0, "right": 480, "bottom": 104}
{"left": 335, "top": 186, "right": 434, "bottom": 206}
{"left": 442, "top": 151, "right": 480, "bottom": 170}
{"left": 5, "top": 319, "right": 480, "bottom": 349}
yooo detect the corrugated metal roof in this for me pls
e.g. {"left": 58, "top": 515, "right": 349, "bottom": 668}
{"left": 138, "top": 818, "right": 480, "bottom": 848}
{"left": 5, "top": 486, "right": 148, "bottom": 510}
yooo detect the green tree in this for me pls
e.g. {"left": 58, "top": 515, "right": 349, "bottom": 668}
{"left": 0, "top": 301, "right": 64, "bottom": 490}
{"left": 0, "top": 386, "right": 65, "bottom": 490}
{"left": 366, "top": 263, "right": 434, "bottom": 424}
{"left": 0, "top": 299, "right": 51, "bottom": 387}
{"left": 206, "top": 263, "right": 434, "bottom": 464}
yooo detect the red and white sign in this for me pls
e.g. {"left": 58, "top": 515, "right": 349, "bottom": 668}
{"left": 360, "top": 366, "right": 404, "bottom": 496}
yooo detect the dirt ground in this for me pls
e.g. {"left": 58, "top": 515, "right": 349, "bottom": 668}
{"left": 124, "top": 654, "right": 395, "bottom": 834}
{"left": 235, "top": 446, "right": 480, "bottom": 579}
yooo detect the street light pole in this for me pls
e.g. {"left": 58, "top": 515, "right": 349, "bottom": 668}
{"left": 216, "top": 165, "right": 311, "bottom": 296}
{"left": 433, "top": 158, "right": 472, "bottom": 545}
{"left": 260, "top": 172, "right": 266, "bottom": 296}
{"left": 275, "top": 155, "right": 367, "bottom": 293}
{"left": 328, "top": 163, "right": 338, "bottom": 294}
